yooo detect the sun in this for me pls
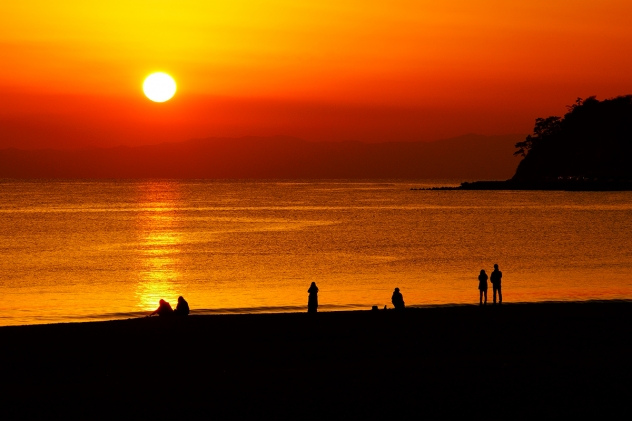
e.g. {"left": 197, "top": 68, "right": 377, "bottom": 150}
{"left": 143, "top": 72, "right": 176, "bottom": 102}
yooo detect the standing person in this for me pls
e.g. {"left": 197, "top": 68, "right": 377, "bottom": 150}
{"left": 478, "top": 270, "right": 488, "bottom": 305}
{"left": 308, "top": 282, "right": 319, "bottom": 313}
{"left": 391, "top": 287, "right": 405, "bottom": 310}
{"left": 490, "top": 264, "right": 503, "bottom": 304}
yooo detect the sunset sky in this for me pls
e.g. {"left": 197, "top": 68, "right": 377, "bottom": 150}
{"left": 1, "top": 1, "right": 632, "bottom": 148}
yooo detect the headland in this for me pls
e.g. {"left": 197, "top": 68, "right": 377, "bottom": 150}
{"left": 418, "top": 95, "right": 632, "bottom": 191}
{"left": 422, "top": 179, "right": 632, "bottom": 191}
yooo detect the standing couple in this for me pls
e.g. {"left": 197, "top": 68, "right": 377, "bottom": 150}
{"left": 478, "top": 264, "right": 502, "bottom": 305}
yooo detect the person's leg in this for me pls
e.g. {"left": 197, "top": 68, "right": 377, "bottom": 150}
{"left": 493, "top": 287, "right": 497, "bottom": 304}
{"left": 498, "top": 285, "right": 502, "bottom": 304}
{"left": 479, "top": 290, "right": 483, "bottom": 304}
{"left": 483, "top": 290, "right": 487, "bottom": 304}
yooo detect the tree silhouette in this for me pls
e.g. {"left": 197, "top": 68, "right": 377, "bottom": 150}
{"left": 514, "top": 116, "right": 561, "bottom": 157}
{"left": 512, "top": 95, "right": 632, "bottom": 181}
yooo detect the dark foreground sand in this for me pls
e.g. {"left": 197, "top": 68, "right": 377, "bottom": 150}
{"left": 1, "top": 301, "right": 631, "bottom": 419}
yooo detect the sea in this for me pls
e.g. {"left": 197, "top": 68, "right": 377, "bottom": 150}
{"left": 1, "top": 179, "right": 631, "bottom": 326}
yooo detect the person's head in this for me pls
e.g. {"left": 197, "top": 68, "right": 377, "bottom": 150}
{"left": 310, "top": 282, "right": 316, "bottom": 286}
{"left": 394, "top": 287, "right": 400, "bottom": 292}
{"left": 494, "top": 264, "right": 499, "bottom": 270}
{"left": 159, "top": 299, "right": 166, "bottom": 305}
{"left": 178, "top": 296, "right": 184, "bottom": 303}
{"left": 480, "top": 269, "right": 486, "bottom": 274}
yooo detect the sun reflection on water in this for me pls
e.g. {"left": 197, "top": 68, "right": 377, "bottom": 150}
{"left": 134, "top": 182, "right": 183, "bottom": 311}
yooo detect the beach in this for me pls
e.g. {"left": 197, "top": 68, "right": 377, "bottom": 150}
{"left": 1, "top": 300, "right": 631, "bottom": 419}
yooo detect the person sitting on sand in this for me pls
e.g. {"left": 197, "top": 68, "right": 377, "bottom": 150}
{"left": 392, "top": 287, "right": 405, "bottom": 310}
{"left": 490, "top": 264, "right": 502, "bottom": 304}
{"left": 478, "top": 270, "right": 488, "bottom": 305}
{"left": 174, "top": 296, "right": 190, "bottom": 316}
{"left": 308, "top": 282, "right": 319, "bottom": 313}
{"left": 150, "top": 299, "right": 174, "bottom": 317}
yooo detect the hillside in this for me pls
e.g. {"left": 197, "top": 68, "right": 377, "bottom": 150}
{"left": 513, "top": 95, "right": 632, "bottom": 181}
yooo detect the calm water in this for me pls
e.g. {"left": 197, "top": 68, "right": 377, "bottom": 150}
{"left": 1, "top": 180, "right": 631, "bottom": 326}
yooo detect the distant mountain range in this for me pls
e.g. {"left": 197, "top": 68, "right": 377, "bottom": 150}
{"left": 0, "top": 134, "right": 524, "bottom": 179}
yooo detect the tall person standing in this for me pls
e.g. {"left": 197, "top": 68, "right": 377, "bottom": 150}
{"left": 491, "top": 264, "right": 503, "bottom": 304}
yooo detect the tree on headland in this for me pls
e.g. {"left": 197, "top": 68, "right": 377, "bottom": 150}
{"left": 514, "top": 116, "right": 562, "bottom": 157}
{"left": 512, "top": 95, "right": 632, "bottom": 181}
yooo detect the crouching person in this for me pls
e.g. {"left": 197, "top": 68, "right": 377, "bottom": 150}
{"left": 150, "top": 299, "right": 174, "bottom": 317}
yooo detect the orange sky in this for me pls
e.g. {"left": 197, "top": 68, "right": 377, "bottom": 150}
{"left": 1, "top": 1, "right": 632, "bottom": 148}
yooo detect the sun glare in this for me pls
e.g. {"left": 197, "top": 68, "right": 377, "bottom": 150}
{"left": 143, "top": 72, "right": 176, "bottom": 102}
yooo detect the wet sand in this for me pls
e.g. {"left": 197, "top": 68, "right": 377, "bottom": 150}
{"left": 1, "top": 301, "right": 631, "bottom": 419}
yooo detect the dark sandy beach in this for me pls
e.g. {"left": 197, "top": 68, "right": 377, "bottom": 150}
{"left": 1, "top": 301, "right": 631, "bottom": 419}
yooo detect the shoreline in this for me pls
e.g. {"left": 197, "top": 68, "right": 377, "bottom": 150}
{"left": 417, "top": 179, "right": 632, "bottom": 191}
{"left": 4, "top": 298, "right": 631, "bottom": 328}
{"left": 2, "top": 300, "right": 631, "bottom": 419}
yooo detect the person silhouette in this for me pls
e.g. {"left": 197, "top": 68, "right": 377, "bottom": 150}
{"left": 150, "top": 299, "right": 174, "bottom": 317}
{"left": 174, "top": 296, "right": 190, "bottom": 316}
{"left": 391, "top": 287, "right": 405, "bottom": 310}
{"left": 307, "top": 282, "right": 319, "bottom": 313}
{"left": 490, "top": 264, "right": 503, "bottom": 304}
{"left": 478, "top": 270, "right": 488, "bottom": 305}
